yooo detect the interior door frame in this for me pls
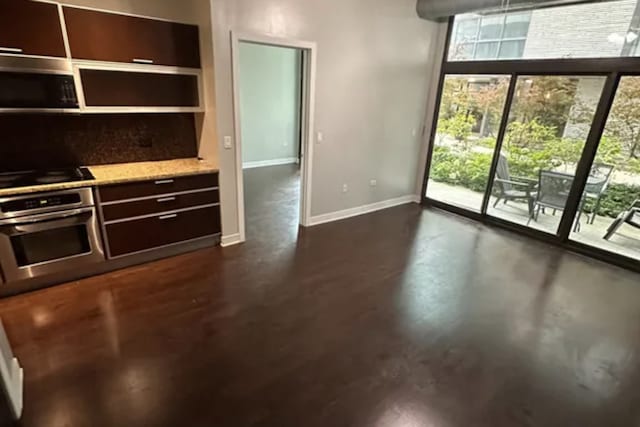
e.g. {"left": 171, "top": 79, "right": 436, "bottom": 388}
{"left": 231, "top": 31, "right": 317, "bottom": 242}
{"left": 420, "top": 18, "right": 640, "bottom": 272}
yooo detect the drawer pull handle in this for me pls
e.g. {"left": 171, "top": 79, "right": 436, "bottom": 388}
{"left": 157, "top": 197, "right": 176, "bottom": 203}
{"left": 159, "top": 214, "right": 178, "bottom": 220}
{"left": 133, "top": 58, "right": 154, "bottom": 64}
{"left": 0, "top": 47, "right": 23, "bottom": 53}
{"left": 155, "top": 179, "right": 174, "bottom": 185}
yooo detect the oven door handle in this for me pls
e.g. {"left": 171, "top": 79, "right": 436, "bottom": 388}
{"left": 0, "top": 208, "right": 93, "bottom": 234}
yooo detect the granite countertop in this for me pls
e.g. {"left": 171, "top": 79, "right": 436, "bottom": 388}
{"left": 0, "top": 158, "right": 219, "bottom": 197}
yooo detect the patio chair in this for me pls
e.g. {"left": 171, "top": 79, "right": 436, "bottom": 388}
{"left": 528, "top": 170, "right": 583, "bottom": 231}
{"left": 584, "top": 163, "right": 614, "bottom": 224}
{"left": 604, "top": 199, "right": 640, "bottom": 241}
{"left": 492, "top": 155, "right": 537, "bottom": 218}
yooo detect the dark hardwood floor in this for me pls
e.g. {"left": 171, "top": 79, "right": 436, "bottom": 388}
{"left": 2, "top": 164, "right": 640, "bottom": 426}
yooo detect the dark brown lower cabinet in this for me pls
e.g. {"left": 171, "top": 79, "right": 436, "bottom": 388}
{"left": 106, "top": 206, "right": 221, "bottom": 257}
{"left": 80, "top": 69, "right": 200, "bottom": 108}
{"left": 102, "top": 190, "right": 219, "bottom": 222}
{"left": 98, "top": 172, "right": 221, "bottom": 258}
{"left": 99, "top": 174, "right": 218, "bottom": 202}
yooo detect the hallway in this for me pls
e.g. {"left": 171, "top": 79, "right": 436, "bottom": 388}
{"left": 243, "top": 163, "right": 301, "bottom": 241}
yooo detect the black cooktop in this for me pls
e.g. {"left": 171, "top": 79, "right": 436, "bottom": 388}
{"left": 0, "top": 167, "right": 94, "bottom": 190}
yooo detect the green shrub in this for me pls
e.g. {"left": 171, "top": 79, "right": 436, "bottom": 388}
{"left": 585, "top": 183, "right": 640, "bottom": 217}
{"left": 431, "top": 145, "right": 640, "bottom": 218}
{"left": 438, "top": 113, "right": 475, "bottom": 145}
{"left": 431, "top": 146, "right": 492, "bottom": 192}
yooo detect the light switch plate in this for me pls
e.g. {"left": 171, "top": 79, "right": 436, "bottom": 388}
{"left": 223, "top": 136, "right": 232, "bottom": 149}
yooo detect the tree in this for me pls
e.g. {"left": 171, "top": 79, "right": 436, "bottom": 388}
{"left": 439, "top": 78, "right": 471, "bottom": 120}
{"left": 473, "top": 79, "right": 510, "bottom": 138}
{"left": 604, "top": 77, "right": 640, "bottom": 159}
{"left": 438, "top": 113, "right": 475, "bottom": 148}
{"left": 438, "top": 76, "right": 509, "bottom": 142}
{"left": 511, "top": 76, "right": 579, "bottom": 136}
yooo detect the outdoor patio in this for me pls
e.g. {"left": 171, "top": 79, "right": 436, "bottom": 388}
{"left": 427, "top": 180, "right": 640, "bottom": 261}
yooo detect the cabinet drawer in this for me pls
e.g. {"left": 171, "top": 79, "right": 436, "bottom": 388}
{"left": 106, "top": 206, "right": 221, "bottom": 257}
{"left": 99, "top": 173, "right": 218, "bottom": 202}
{"left": 102, "top": 189, "right": 219, "bottom": 222}
{"left": 0, "top": 2, "right": 66, "bottom": 58}
{"left": 63, "top": 7, "right": 201, "bottom": 68}
{"left": 80, "top": 69, "right": 200, "bottom": 108}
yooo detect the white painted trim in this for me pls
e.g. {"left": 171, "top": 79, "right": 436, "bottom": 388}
{"left": 57, "top": 3, "right": 72, "bottom": 59}
{"left": 221, "top": 233, "right": 243, "bottom": 247}
{"left": 242, "top": 158, "right": 298, "bottom": 169}
{"left": 308, "top": 195, "right": 418, "bottom": 226}
{"left": 0, "top": 321, "right": 22, "bottom": 420}
{"left": 231, "top": 31, "right": 317, "bottom": 242}
{"left": 72, "top": 61, "right": 205, "bottom": 113}
{"left": 71, "top": 60, "right": 201, "bottom": 74}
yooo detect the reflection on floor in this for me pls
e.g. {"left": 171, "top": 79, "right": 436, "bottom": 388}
{"left": 243, "top": 163, "right": 301, "bottom": 241}
{"left": 428, "top": 180, "right": 640, "bottom": 261}
{"left": 2, "top": 175, "right": 640, "bottom": 426}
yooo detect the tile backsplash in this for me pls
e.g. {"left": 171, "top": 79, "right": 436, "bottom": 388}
{"left": 0, "top": 113, "right": 198, "bottom": 172}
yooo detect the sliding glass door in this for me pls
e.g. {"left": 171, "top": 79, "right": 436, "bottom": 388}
{"left": 426, "top": 74, "right": 510, "bottom": 212}
{"left": 422, "top": 2, "right": 640, "bottom": 271}
{"left": 569, "top": 76, "right": 640, "bottom": 262}
{"left": 486, "top": 75, "right": 606, "bottom": 234}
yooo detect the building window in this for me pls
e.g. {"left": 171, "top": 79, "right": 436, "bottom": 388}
{"left": 448, "top": 0, "right": 640, "bottom": 61}
{"left": 449, "top": 12, "right": 531, "bottom": 61}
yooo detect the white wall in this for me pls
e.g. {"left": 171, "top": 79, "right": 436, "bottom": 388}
{"left": 209, "top": 0, "right": 443, "bottom": 237}
{"left": 524, "top": 0, "right": 637, "bottom": 59}
{"left": 239, "top": 43, "right": 301, "bottom": 167}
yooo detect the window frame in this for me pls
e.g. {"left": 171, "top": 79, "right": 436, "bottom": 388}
{"left": 421, "top": 16, "right": 640, "bottom": 273}
{"left": 450, "top": 12, "right": 531, "bottom": 61}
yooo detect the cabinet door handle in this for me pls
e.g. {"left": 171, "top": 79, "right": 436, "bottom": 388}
{"left": 157, "top": 197, "right": 176, "bottom": 203}
{"left": 159, "top": 214, "right": 177, "bottom": 220}
{"left": 133, "top": 58, "right": 154, "bottom": 64}
{"left": 0, "top": 47, "right": 23, "bottom": 53}
{"left": 155, "top": 179, "right": 174, "bottom": 185}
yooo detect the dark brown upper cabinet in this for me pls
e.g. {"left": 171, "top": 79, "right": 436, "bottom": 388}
{"left": 63, "top": 7, "right": 201, "bottom": 68}
{"left": 0, "top": 1, "right": 67, "bottom": 58}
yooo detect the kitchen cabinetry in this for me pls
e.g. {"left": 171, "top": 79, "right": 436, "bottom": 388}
{"left": 98, "top": 173, "right": 221, "bottom": 258}
{"left": 79, "top": 69, "right": 200, "bottom": 109}
{"left": 0, "top": 1, "right": 66, "bottom": 58}
{"left": 63, "top": 6, "right": 201, "bottom": 68}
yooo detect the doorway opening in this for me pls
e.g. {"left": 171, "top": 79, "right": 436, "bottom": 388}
{"left": 232, "top": 33, "right": 316, "bottom": 242}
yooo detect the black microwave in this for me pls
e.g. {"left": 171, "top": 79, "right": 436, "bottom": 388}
{"left": 0, "top": 71, "right": 79, "bottom": 109}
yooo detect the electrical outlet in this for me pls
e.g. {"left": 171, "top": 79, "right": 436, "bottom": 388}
{"left": 317, "top": 131, "right": 324, "bottom": 143}
{"left": 342, "top": 184, "right": 348, "bottom": 193}
{"left": 370, "top": 179, "right": 377, "bottom": 187}
{"left": 223, "top": 136, "right": 233, "bottom": 149}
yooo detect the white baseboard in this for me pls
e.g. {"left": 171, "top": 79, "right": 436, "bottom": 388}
{"left": 309, "top": 195, "right": 419, "bottom": 226}
{"left": 242, "top": 158, "right": 299, "bottom": 169}
{"left": 221, "top": 233, "right": 244, "bottom": 247}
